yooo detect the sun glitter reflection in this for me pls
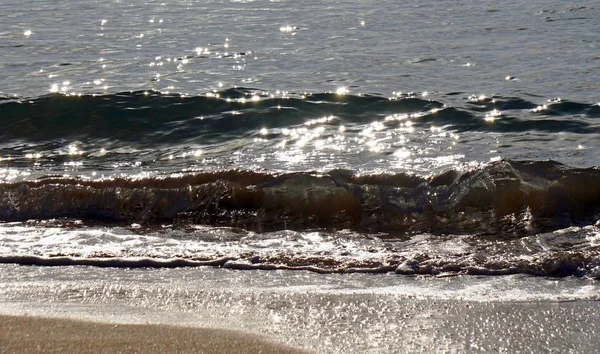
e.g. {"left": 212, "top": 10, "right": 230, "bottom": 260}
{"left": 195, "top": 47, "right": 210, "bottom": 55}
{"left": 336, "top": 87, "right": 349, "bottom": 95}
{"left": 280, "top": 25, "right": 297, "bottom": 33}
{"left": 394, "top": 148, "right": 411, "bottom": 159}
{"left": 485, "top": 109, "right": 501, "bottom": 122}
{"left": 25, "top": 153, "right": 42, "bottom": 159}
{"left": 67, "top": 143, "right": 83, "bottom": 156}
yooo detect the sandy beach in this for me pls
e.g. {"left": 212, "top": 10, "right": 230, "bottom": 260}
{"left": 0, "top": 314, "right": 309, "bottom": 354}
{"left": 2, "top": 264, "right": 600, "bottom": 353}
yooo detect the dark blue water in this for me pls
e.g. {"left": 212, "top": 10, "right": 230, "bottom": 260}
{"left": 1, "top": 0, "right": 600, "bottom": 277}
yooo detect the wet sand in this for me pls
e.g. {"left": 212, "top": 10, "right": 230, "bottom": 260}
{"left": 0, "top": 314, "right": 309, "bottom": 354}
{"left": 2, "top": 265, "right": 600, "bottom": 353}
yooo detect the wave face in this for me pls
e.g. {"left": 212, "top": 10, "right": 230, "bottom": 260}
{"left": 0, "top": 159, "right": 599, "bottom": 236}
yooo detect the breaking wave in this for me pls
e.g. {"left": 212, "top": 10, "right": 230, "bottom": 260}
{"left": 1, "top": 159, "right": 599, "bottom": 236}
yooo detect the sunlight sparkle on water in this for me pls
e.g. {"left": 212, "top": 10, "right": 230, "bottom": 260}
{"left": 394, "top": 149, "right": 411, "bottom": 159}
{"left": 469, "top": 94, "right": 487, "bottom": 102}
{"left": 336, "top": 87, "right": 349, "bottom": 95}
{"left": 275, "top": 149, "right": 307, "bottom": 165}
{"left": 195, "top": 47, "right": 210, "bottom": 55}
{"left": 25, "top": 153, "right": 42, "bottom": 159}
{"left": 67, "top": 143, "right": 82, "bottom": 156}
{"left": 305, "top": 116, "right": 334, "bottom": 126}
{"left": 23, "top": 30, "right": 32, "bottom": 37}
{"left": 280, "top": 25, "right": 296, "bottom": 33}
{"left": 485, "top": 109, "right": 501, "bottom": 122}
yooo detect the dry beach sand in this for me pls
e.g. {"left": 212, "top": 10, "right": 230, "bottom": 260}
{"left": 0, "top": 314, "right": 309, "bottom": 354}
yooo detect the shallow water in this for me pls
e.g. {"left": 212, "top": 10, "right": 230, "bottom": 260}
{"left": 1, "top": 0, "right": 600, "bottom": 278}
{"left": 2, "top": 265, "right": 600, "bottom": 353}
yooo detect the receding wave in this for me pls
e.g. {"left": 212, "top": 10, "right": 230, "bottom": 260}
{"left": 2, "top": 225, "right": 600, "bottom": 278}
{"left": 1, "top": 159, "right": 600, "bottom": 236}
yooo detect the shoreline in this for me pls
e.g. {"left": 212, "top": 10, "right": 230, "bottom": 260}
{"left": 2, "top": 264, "right": 600, "bottom": 353}
{"left": 0, "top": 314, "right": 309, "bottom": 354}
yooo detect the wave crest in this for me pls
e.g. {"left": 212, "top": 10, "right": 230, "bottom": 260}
{"left": 1, "top": 159, "right": 599, "bottom": 236}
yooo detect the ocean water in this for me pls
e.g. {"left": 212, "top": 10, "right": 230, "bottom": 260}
{"left": 1, "top": 0, "right": 600, "bottom": 279}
